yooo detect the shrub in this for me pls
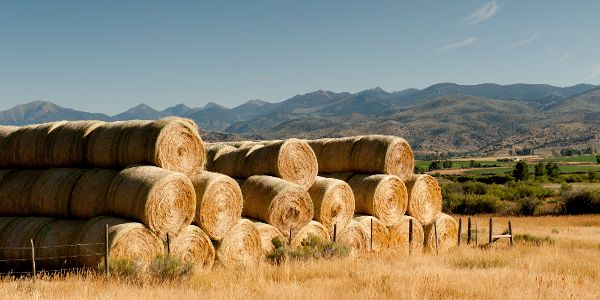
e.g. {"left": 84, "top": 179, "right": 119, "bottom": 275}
{"left": 517, "top": 197, "right": 541, "bottom": 216}
{"left": 148, "top": 254, "right": 193, "bottom": 282}
{"left": 450, "top": 194, "right": 500, "bottom": 214}
{"left": 514, "top": 234, "right": 554, "bottom": 246}
{"left": 560, "top": 190, "right": 600, "bottom": 214}
{"left": 98, "top": 258, "right": 144, "bottom": 281}
{"left": 266, "top": 234, "right": 349, "bottom": 264}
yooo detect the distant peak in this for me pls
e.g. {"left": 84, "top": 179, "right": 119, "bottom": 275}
{"left": 127, "top": 103, "right": 157, "bottom": 111}
{"left": 203, "top": 102, "right": 225, "bottom": 109}
{"left": 243, "top": 99, "right": 269, "bottom": 106}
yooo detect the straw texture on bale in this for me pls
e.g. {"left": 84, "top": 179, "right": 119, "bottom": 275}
{"left": 70, "top": 169, "right": 119, "bottom": 219}
{"left": 308, "top": 137, "right": 358, "bottom": 174}
{"left": 208, "top": 144, "right": 255, "bottom": 176}
{"left": 308, "top": 177, "right": 355, "bottom": 235}
{"left": 239, "top": 175, "right": 313, "bottom": 234}
{"left": 170, "top": 225, "right": 215, "bottom": 269}
{"left": 336, "top": 219, "right": 369, "bottom": 253}
{"left": 3, "top": 122, "right": 67, "bottom": 168}
{"left": 291, "top": 221, "right": 331, "bottom": 247}
{"left": 388, "top": 216, "right": 424, "bottom": 255}
{"left": 45, "top": 120, "right": 106, "bottom": 167}
{"left": 107, "top": 166, "right": 196, "bottom": 240}
{"left": 85, "top": 117, "right": 205, "bottom": 176}
{"left": 0, "top": 217, "right": 57, "bottom": 271}
{"left": 31, "top": 168, "right": 85, "bottom": 217}
{"left": 215, "top": 219, "right": 261, "bottom": 268}
{"left": 253, "top": 221, "right": 285, "bottom": 255}
{"left": 423, "top": 213, "right": 458, "bottom": 253}
{"left": 0, "top": 126, "right": 19, "bottom": 166}
{"left": 204, "top": 144, "right": 236, "bottom": 171}
{"left": 351, "top": 135, "right": 414, "bottom": 181}
{"left": 405, "top": 175, "right": 442, "bottom": 226}
{"left": 328, "top": 174, "right": 407, "bottom": 226}
{"left": 34, "top": 219, "right": 86, "bottom": 270}
{"left": 0, "top": 170, "right": 44, "bottom": 215}
{"left": 190, "top": 171, "right": 243, "bottom": 241}
{"left": 74, "top": 216, "right": 164, "bottom": 267}
{"left": 353, "top": 216, "right": 389, "bottom": 251}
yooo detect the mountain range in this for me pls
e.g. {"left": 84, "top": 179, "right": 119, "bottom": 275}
{"left": 1, "top": 83, "right": 599, "bottom": 154}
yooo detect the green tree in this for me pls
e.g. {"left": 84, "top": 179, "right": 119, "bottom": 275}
{"left": 428, "top": 161, "right": 443, "bottom": 171}
{"left": 546, "top": 162, "right": 560, "bottom": 178}
{"left": 513, "top": 161, "right": 530, "bottom": 181}
{"left": 596, "top": 155, "right": 600, "bottom": 164}
{"left": 534, "top": 162, "right": 546, "bottom": 179}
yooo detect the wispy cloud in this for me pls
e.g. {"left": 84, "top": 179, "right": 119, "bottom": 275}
{"left": 509, "top": 33, "right": 539, "bottom": 49}
{"left": 586, "top": 63, "right": 600, "bottom": 80}
{"left": 462, "top": 1, "right": 499, "bottom": 25}
{"left": 438, "top": 37, "right": 477, "bottom": 52}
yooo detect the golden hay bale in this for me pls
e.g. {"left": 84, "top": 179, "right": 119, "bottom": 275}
{"left": 291, "top": 220, "right": 330, "bottom": 248}
{"left": 351, "top": 135, "right": 414, "bottom": 181}
{"left": 308, "top": 177, "right": 355, "bottom": 235}
{"left": 107, "top": 166, "right": 196, "bottom": 240}
{"left": 0, "top": 169, "right": 13, "bottom": 185}
{"left": 170, "top": 225, "right": 215, "bottom": 269}
{"left": 204, "top": 144, "right": 236, "bottom": 170}
{"left": 190, "top": 171, "right": 243, "bottom": 241}
{"left": 34, "top": 219, "right": 86, "bottom": 270}
{"left": 308, "top": 137, "right": 358, "bottom": 174}
{"left": 387, "top": 216, "right": 424, "bottom": 255}
{"left": 404, "top": 175, "right": 442, "bottom": 226}
{"left": 242, "top": 139, "right": 318, "bottom": 189}
{"left": 253, "top": 221, "right": 285, "bottom": 255}
{"left": 208, "top": 144, "right": 255, "bottom": 175}
{"left": 0, "top": 126, "right": 19, "bottom": 167}
{"left": 31, "top": 168, "right": 86, "bottom": 217}
{"left": 352, "top": 216, "right": 389, "bottom": 251}
{"left": 70, "top": 169, "right": 119, "bottom": 219}
{"left": 330, "top": 174, "right": 407, "bottom": 226}
{"left": 423, "top": 213, "right": 458, "bottom": 253}
{"left": 215, "top": 219, "right": 261, "bottom": 268}
{"left": 336, "top": 219, "right": 369, "bottom": 253}
{"left": 0, "top": 217, "right": 57, "bottom": 271}
{"left": 239, "top": 175, "right": 313, "bottom": 234}
{"left": 74, "top": 216, "right": 164, "bottom": 268}
{"left": 45, "top": 120, "right": 106, "bottom": 167}
{"left": 0, "top": 170, "right": 44, "bottom": 215}
{"left": 4, "top": 122, "right": 67, "bottom": 168}
{"left": 85, "top": 117, "right": 205, "bottom": 176}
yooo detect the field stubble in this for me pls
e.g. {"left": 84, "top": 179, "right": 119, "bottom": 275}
{"left": 1, "top": 215, "right": 599, "bottom": 299}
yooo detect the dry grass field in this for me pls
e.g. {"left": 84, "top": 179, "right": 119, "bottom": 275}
{"left": 1, "top": 215, "right": 599, "bottom": 300}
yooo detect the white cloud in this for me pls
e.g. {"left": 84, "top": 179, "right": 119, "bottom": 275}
{"left": 509, "top": 33, "right": 539, "bottom": 49}
{"left": 438, "top": 37, "right": 477, "bottom": 52}
{"left": 586, "top": 63, "right": 600, "bottom": 80}
{"left": 463, "top": 1, "right": 499, "bottom": 25}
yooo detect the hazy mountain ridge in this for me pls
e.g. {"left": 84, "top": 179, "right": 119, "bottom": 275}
{"left": 1, "top": 83, "right": 599, "bottom": 153}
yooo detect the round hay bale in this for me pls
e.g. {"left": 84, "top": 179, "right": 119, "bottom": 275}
{"left": 405, "top": 175, "right": 442, "bottom": 226}
{"left": 351, "top": 135, "right": 414, "bottom": 181}
{"left": 0, "top": 169, "right": 14, "bottom": 185}
{"left": 34, "top": 219, "right": 86, "bottom": 270}
{"left": 204, "top": 144, "right": 236, "bottom": 171}
{"left": 423, "top": 213, "right": 458, "bottom": 253}
{"left": 388, "top": 216, "right": 424, "bottom": 255}
{"left": 336, "top": 219, "right": 369, "bottom": 253}
{"left": 190, "top": 171, "right": 243, "bottom": 241}
{"left": 353, "top": 216, "right": 389, "bottom": 251}
{"left": 215, "top": 219, "right": 261, "bottom": 268}
{"left": 308, "top": 177, "right": 355, "bottom": 235}
{"left": 0, "top": 217, "right": 57, "bottom": 271}
{"left": 291, "top": 220, "right": 330, "bottom": 247}
{"left": 5, "top": 122, "right": 67, "bottom": 168}
{"left": 239, "top": 175, "right": 313, "bottom": 234}
{"left": 0, "top": 126, "right": 19, "bottom": 168}
{"left": 308, "top": 137, "right": 358, "bottom": 174}
{"left": 0, "top": 170, "right": 44, "bottom": 216}
{"left": 209, "top": 144, "right": 255, "bottom": 176}
{"left": 253, "top": 221, "right": 285, "bottom": 255}
{"left": 74, "top": 216, "right": 164, "bottom": 268}
{"left": 242, "top": 139, "right": 318, "bottom": 189}
{"left": 344, "top": 174, "right": 407, "bottom": 226}
{"left": 170, "top": 225, "right": 215, "bottom": 269}
{"left": 45, "top": 120, "right": 106, "bottom": 167}
{"left": 85, "top": 117, "right": 204, "bottom": 176}
{"left": 31, "top": 168, "right": 85, "bottom": 217}
{"left": 107, "top": 166, "right": 196, "bottom": 240}
{"left": 70, "top": 169, "right": 119, "bottom": 219}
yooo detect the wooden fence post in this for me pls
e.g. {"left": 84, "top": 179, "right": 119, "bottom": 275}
{"left": 333, "top": 224, "right": 337, "bottom": 242}
{"left": 105, "top": 224, "right": 110, "bottom": 278}
{"left": 434, "top": 221, "right": 439, "bottom": 255}
{"left": 458, "top": 217, "right": 462, "bottom": 246}
{"left": 475, "top": 220, "right": 478, "bottom": 246}
{"left": 508, "top": 221, "right": 513, "bottom": 246}
{"left": 489, "top": 218, "right": 493, "bottom": 244}
{"left": 467, "top": 217, "right": 472, "bottom": 245}
{"left": 370, "top": 218, "right": 373, "bottom": 251}
{"left": 166, "top": 233, "right": 171, "bottom": 254}
{"left": 30, "top": 239, "right": 36, "bottom": 283}
{"left": 408, "top": 218, "right": 414, "bottom": 255}
{"left": 289, "top": 227, "right": 292, "bottom": 246}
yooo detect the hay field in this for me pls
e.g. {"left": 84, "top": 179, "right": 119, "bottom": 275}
{"left": 1, "top": 215, "right": 598, "bottom": 299}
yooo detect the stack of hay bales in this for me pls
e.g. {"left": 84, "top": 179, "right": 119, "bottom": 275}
{"left": 0, "top": 117, "right": 230, "bottom": 271}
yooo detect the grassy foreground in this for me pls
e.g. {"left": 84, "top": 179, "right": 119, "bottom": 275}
{"left": 1, "top": 215, "right": 599, "bottom": 299}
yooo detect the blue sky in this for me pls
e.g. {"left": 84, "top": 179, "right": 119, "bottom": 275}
{"left": 1, "top": 1, "right": 599, "bottom": 114}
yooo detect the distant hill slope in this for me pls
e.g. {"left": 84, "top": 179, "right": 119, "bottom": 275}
{"left": 546, "top": 88, "right": 600, "bottom": 113}
{"left": 0, "top": 101, "right": 109, "bottom": 125}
